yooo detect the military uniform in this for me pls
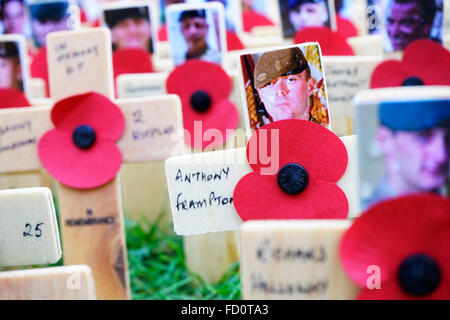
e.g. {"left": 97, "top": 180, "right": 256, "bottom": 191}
{"left": 176, "top": 9, "right": 222, "bottom": 65}
{"left": 253, "top": 47, "right": 329, "bottom": 125}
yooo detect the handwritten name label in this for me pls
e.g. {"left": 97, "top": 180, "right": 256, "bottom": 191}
{"left": 240, "top": 221, "right": 358, "bottom": 300}
{"left": 0, "top": 138, "right": 36, "bottom": 154}
{"left": 47, "top": 28, "right": 114, "bottom": 101}
{"left": 0, "top": 121, "right": 32, "bottom": 136}
{"left": 132, "top": 126, "right": 175, "bottom": 141}
{"left": 166, "top": 148, "right": 251, "bottom": 235}
{"left": 54, "top": 41, "right": 99, "bottom": 75}
{"left": 0, "top": 107, "right": 52, "bottom": 174}
{"left": 174, "top": 168, "right": 233, "bottom": 211}
{"left": 256, "top": 238, "right": 327, "bottom": 264}
{"left": 323, "top": 56, "right": 381, "bottom": 136}
{"left": 117, "top": 96, "right": 184, "bottom": 162}
{"left": 116, "top": 73, "right": 168, "bottom": 99}
{"left": 176, "top": 168, "right": 230, "bottom": 183}
{"left": 251, "top": 274, "right": 329, "bottom": 296}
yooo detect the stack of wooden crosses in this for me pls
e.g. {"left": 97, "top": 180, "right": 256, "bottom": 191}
{"left": 0, "top": 0, "right": 449, "bottom": 300}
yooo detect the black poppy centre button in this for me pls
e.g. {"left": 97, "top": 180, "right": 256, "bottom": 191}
{"left": 398, "top": 254, "right": 441, "bottom": 296}
{"left": 73, "top": 124, "right": 96, "bottom": 150}
{"left": 277, "top": 163, "right": 309, "bottom": 195}
{"left": 190, "top": 90, "right": 212, "bottom": 113}
{"left": 402, "top": 76, "right": 424, "bottom": 86}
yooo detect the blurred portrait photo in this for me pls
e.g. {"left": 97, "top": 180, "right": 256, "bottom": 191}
{"left": 240, "top": 44, "right": 330, "bottom": 131}
{"left": 367, "top": 0, "right": 382, "bottom": 34}
{"left": 167, "top": 3, "right": 225, "bottom": 66}
{"left": 200, "top": 0, "right": 241, "bottom": 33}
{"left": 29, "top": 0, "right": 71, "bottom": 48}
{"left": 382, "top": 0, "right": 444, "bottom": 52}
{"left": 279, "top": 0, "right": 333, "bottom": 38}
{"left": 357, "top": 95, "right": 450, "bottom": 210}
{"left": 0, "top": 38, "right": 24, "bottom": 92}
{"left": 160, "top": 0, "right": 185, "bottom": 26}
{"left": 102, "top": 2, "right": 155, "bottom": 54}
{"left": 0, "top": 0, "right": 26, "bottom": 35}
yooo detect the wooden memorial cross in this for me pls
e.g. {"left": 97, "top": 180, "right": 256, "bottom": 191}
{"left": 240, "top": 220, "right": 359, "bottom": 300}
{"left": 0, "top": 28, "right": 184, "bottom": 299}
{"left": 322, "top": 55, "right": 382, "bottom": 136}
{"left": 165, "top": 135, "right": 359, "bottom": 235}
{"left": 47, "top": 27, "right": 183, "bottom": 300}
{"left": 115, "top": 66, "right": 246, "bottom": 233}
{"left": 0, "top": 187, "right": 96, "bottom": 300}
{"left": 114, "top": 72, "right": 247, "bottom": 283}
{"left": 165, "top": 132, "right": 359, "bottom": 282}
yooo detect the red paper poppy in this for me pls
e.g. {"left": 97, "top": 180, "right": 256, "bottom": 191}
{"left": 242, "top": 10, "right": 275, "bottom": 33}
{"left": 226, "top": 31, "right": 244, "bottom": 51}
{"left": 293, "top": 27, "right": 355, "bottom": 56}
{"left": 30, "top": 47, "right": 49, "bottom": 97}
{"left": 335, "top": 14, "right": 358, "bottom": 39}
{"left": 112, "top": 48, "right": 154, "bottom": 80}
{"left": 38, "top": 92, "right": 125, "bottom": 189}
{"left": 371, "top": 40, "right": 450, "bottom": 88}
{"left": 158, "top": 25, "right": 168, "bottom": 42}
{"left": 166, "top": 59, "right": 239, "bottom": 150}
{"left": 0, "top": 88, "right": 30, "bottom": 108}
{"left": 340, "top": 194, "right": 450, "bottom": 300}
{"left": 233, "top": 120, "right": 349, "bottom": 221}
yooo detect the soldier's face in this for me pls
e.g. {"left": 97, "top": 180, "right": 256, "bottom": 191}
{"left": 257, "top": 72, "right": 314, "bottom": 121}
{"left": 378, "top": 127, "right": 450, "bottom": 192}
{"left": 111, "top": 17, "right": 151, "bottom": 50}
{"left": 289, "top": 3, "right": 329, "bottom": 32}
{"left": 386, "top": 1, "right": 431, "bottom": 51}
{"left": 1, "top": 1, "right": 25, "bottom": 34}
{"left": 181, "top": 17, "right": 209, "bottom": 48}
{"left": 32, "top": 18, "right": 69, "bottom": 47}
{"left": 0, "top": 57, "right": 20, "bottom": 89}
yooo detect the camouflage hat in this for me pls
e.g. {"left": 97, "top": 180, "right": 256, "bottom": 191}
{"left": 254, "top": 47, "right": 309, "bottom": 89}
{"left": 0, "top": 41, "right": 19, "bottom": 58}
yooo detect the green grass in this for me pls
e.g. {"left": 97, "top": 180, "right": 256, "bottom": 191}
{"left": 126, "top": 215, "right": 242, "bottom": 300}
{"left": 2, "top": 198, "right": 241, "bottom": 300}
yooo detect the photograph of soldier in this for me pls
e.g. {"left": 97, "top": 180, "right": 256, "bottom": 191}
{"left": 167, "top": 3, "right": 225, "bottom": 66}
{"left": 278, "top": 0, "right": 333, "bottom": 38}
{"left": 240, "top": 45, "right": 330, "bottom": 131}
{"left": 360, "top": 98, "right": 450, "bottom": 210}
{"left": 102, "top": 3, "right": 155, "bottom": 54}
{"left": 0, "top": 0, "right": 26, "bottom": 35}
{"left": 29, "top": 0, "right": 71, "bottom": 48}
{"left": 203, "top": 0, "right": 241, "bottom": 33}
{"left": 382, "top": 0, "right": 443, "bottom": 52}
{"left": 0, "top": 41, "right": 24, "bottom": 92}
{"left": 0, "top": 40, "right": 24, "bottom": 91}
